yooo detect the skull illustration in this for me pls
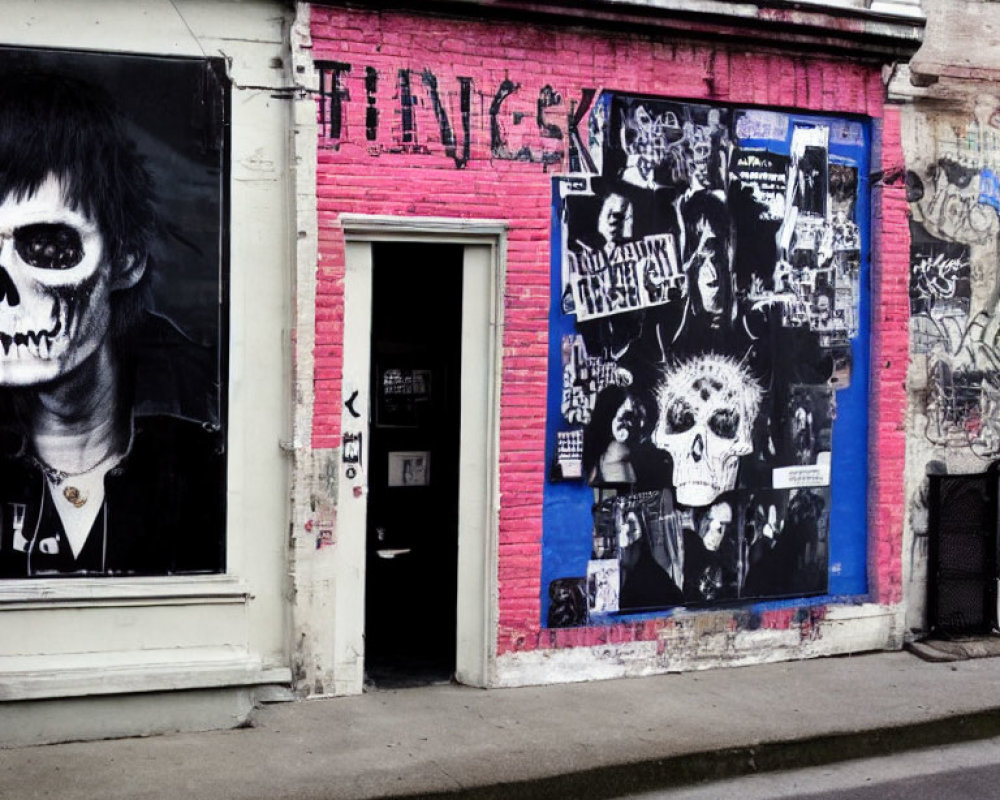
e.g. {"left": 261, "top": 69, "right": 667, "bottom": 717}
{"left": 0, "top": 174, "right": 140, "bottom": 387}
{"left": 651, "top": 354, "right": 762, "bottom": 506}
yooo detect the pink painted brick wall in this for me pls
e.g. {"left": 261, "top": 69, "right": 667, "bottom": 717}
{"left": 309, "top": 5, "right": 908, "bottom": 654}
{"left": 868, "top": 106, "right": 910, "bottom": 607}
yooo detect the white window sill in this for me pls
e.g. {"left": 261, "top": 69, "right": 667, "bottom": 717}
{"left": 0, "top": 575, "right": 250, "bottom": 610}
{"left": 0, "top": 648, "right": 289, "bottom": 701}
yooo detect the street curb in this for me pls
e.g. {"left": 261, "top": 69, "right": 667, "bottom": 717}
{"left": 386, "top": 708, "right": 1000, "bottom": 800}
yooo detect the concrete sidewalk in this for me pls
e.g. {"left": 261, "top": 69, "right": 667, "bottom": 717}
{"left": 2, "top": 650, "right": 1000, "bottom": 800}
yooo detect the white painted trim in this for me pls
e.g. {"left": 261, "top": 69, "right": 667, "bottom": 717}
{"left": 0, "top": 656, "right": 290, "bottom": 701}
{"left": 333, "top": 241, "right": 376, "bottom": 695}
{"left": 340, "top": 218, "right": 504, "bottom": 691}
{"left": 455, "top": 243, "right": 502, "bottom": 688}
{"left": 869, "top": 0, "right": 924, "bottom": 19}
{"left": 339, "top": 214, "right": 508, "bottom": 240}
{"left": 0, "top": 575, "right": 250, "bottom": 610}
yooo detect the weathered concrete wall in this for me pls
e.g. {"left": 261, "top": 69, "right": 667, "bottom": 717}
{"left": 898, "top": 0, "right": 1000, "bottom": 636}
{"left": 303, "top": 2, "right": 910, "bottom": 688}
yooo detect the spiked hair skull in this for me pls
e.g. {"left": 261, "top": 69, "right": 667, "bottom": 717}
{"left": 651, "top": 353, "right": 763, "bottom": 506}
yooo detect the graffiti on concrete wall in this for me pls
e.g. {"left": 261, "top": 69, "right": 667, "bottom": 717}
{"left": 0, "top": 50, "right": 229, "bottom": 578}
{"left": 911, "top": 157, "right": 999, "bottom": 248}
{"left": 908, "top": 113, "right": 1000, "bottom": 460}
{"left": 902, "top": 103, "right": 1000, "bottom": 633}
{"left": 543, "top": 94, "right": 870, "bottom": 625}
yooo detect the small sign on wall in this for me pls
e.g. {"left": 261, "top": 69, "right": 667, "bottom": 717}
{"left": 387, "top": 451, "right": 431, "bottom": 487}
{"left": 343, "top": 432, "right": 362, "bottom": 465}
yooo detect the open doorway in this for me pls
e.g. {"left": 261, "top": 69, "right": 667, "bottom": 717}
{"left": 334, "top": 220, "right": 500, "bottom": 695}
{"left": 364, "top": 242, "right": 464, "bottom": 687}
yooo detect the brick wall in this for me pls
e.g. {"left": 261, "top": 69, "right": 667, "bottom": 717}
{"left": 869, "top": 106, "right": 910, "bottom": 607}
{"left": 308, "top": 4, "right": 907, "bottom": 655}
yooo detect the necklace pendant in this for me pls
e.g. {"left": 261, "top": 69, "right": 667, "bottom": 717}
{"left": 63, "top": 486, "right": 88, "bottom": 508}
{"left": 42, "top": 467, "right": 66, "bottom": 486}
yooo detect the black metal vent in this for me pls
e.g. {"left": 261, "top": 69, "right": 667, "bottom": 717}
{"left": 927, "top": 465, "right": 999, "bottom": 636}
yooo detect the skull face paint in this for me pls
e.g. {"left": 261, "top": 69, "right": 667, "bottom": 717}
{"left": 651, "top": 354, "right": 762, "bottom": 506}
{"left": 0, "top": 174, "right": 114, "bottom": 386}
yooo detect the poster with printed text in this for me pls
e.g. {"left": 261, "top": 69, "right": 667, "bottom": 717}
{"left": 543, "top": 94, "right": 871, "bottom": 625}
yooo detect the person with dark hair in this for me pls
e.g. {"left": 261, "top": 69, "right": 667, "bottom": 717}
{"left": 0, "top": 73, "right": 224, "bottom": 577}
{"left": 583, "top": 384, "right": 647, "bottom": 486}
{"left": 667, "top": 190, "right": 736, "bottom": 357}
{"left": 683, "top": 500, "right": 738, "bottom": 603}
{"left": 617, "top": 504, "right": 684, "bottom": 610}
{"left": 743, "top": 490, "right": 826, "bottom": 597}
{"left": 547, "top": 578, "right": 587, "bottom": 628}
{"left": 794, "top": 146, "right": 826, "bottom": 215}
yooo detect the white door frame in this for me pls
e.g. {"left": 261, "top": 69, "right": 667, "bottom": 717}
{"left": 336, "top": 215, "right": 504, "bottom": 691}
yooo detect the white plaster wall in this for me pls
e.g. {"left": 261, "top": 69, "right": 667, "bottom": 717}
{"left": 286, "top": 3, "right": 344, "bottom": 696}
{"left": 0, "top": 0, "right": 295, "bottom": 744}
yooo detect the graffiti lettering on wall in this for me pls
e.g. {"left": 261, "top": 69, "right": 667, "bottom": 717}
{"left": 912, "top": 237, "right": 1000, "bottom": 456}
{"left": 543, "top": 94, "right": 870, "bottom": 625}
{"left": 908, "top": 110, "right": 1000, "bottom": 460}
{"left": 0, "top": 51, "right": 229, "bottom": 578}
{"left": 315, "top": 60, "right": 594, "bottom": 169}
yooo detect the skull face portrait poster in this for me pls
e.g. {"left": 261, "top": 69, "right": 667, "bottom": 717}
{"left": 0, "top": 50, "right": 228, "bottom": 578}
{"left": 543, "top": 94, "right": 871, "bottom": 623}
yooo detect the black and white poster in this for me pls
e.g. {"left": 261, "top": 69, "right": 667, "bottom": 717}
{"left": 543, "top": 94, "right": 872, "bottom": 622}
{"left": 0, "top": 49, "right": 229, "bottom": 577}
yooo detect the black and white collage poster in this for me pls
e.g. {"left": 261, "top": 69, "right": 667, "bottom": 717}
{"left": 544, "top": 93, "right": 870, "bottom": 624}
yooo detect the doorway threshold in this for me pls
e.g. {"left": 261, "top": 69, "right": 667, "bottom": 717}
{"left": 364, "top": 656, "right": 455, "bottom": 690}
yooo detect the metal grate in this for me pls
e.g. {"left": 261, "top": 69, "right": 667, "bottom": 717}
{"left": 927, "top": 466, "right": 999, "bottom": 637}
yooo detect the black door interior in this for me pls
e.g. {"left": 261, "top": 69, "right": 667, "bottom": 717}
{"left": 365, "top": 242, "right": 463, "bottom": 687}
{"left": 927, "top": 465, "right": 1000, "bottom": 637}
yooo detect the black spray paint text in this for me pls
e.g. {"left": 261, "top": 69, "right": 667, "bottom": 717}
{"left": 315, "top": 61, "right": 594, "bottom": 170}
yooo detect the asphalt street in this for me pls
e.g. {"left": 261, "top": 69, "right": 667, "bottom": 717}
{"left": 628, "top": 735, "right": 1000, "bottom": 800}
